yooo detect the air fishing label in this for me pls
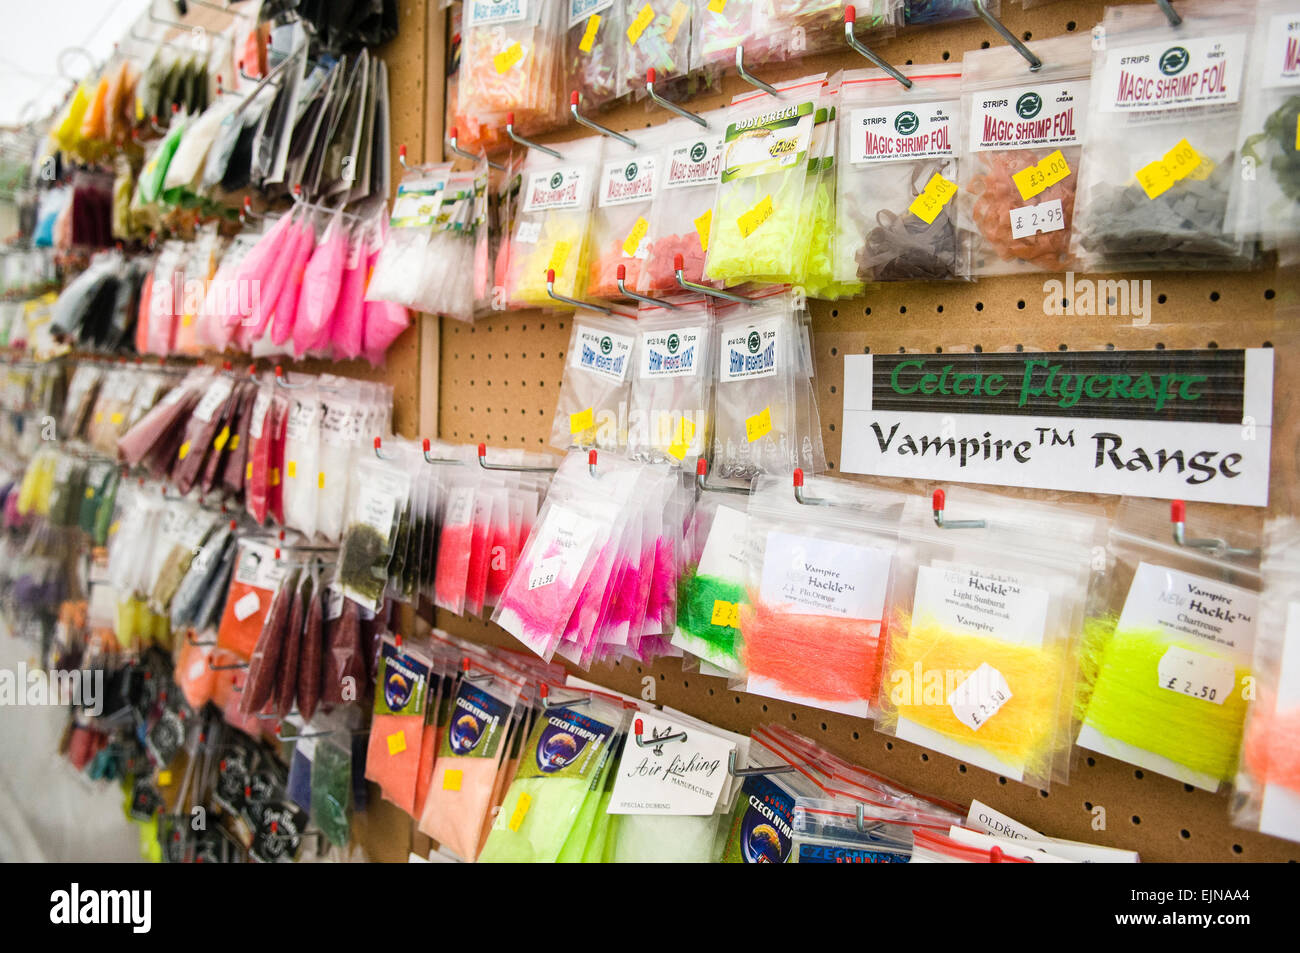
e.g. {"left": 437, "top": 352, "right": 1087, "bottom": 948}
{"left": 569, "top": 0, "right": 613, "bottom": 27}
{"left": 721, "top": 101, "right": 815, "bottom": 181}
{"left": 719, "top": 317, "right": 779, "bottom": 382}
{"left": 521, "top": 166, "right": 592, "bottom": 213}
{"left": 797, "top": 844, "right": 908, "bottom": 863}
{"left": 598, "top": 156, "right": 658, "bottom": 207}
{"left": 759, "top": 531, "right": 892, "bottom": 619}
{"left": 849, "top": 100, "right": 958, "bottom": 163}
{"left": 1100, "top": 35, "right": 1246, "bottom": 111}
{"left": 466, "top": 0, "right": 527, "bottom": 26}
{"left": 517, "top": 706, "right": 615, "bottom": 779}
{"left": 969, "top": 83, "right": 1086, "bottom": 151}
{"left": 912, "top": 562, "right": 1051, "bottom": 645}
{"left": 608, "top": 711, "right": 734, "bottom": 815}
{"left": 639, "top": 325, "right": 703, "bottom": 378}
{"left": 571, "top": 323, "right": 634, "bottom": 382}
{"left": 1263, "top": 13, "right": 1300, "bottom": 87}
{"left": 374, "top": 641, "right": 429, "bottom": 717}
{"left": 663, "top": 135, "right": 725, "bottom": 188}
{"left": 1118, "top": 562, "right": 1257, "bottom": 657}
{"left": 723, "top": 773, "right": 795, "bottom": 863}
{"left": 441, "top": 680, "right": 511, "bottom": 759}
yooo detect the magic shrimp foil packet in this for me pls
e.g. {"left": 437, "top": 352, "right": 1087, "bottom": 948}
{"left": 1069, "top": 1, "right": 1258, "bottom": 272}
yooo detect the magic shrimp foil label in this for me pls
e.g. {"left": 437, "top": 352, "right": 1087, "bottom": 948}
{"left": 1263, "top": 13, "right": 1300, "bottom": 88}
{"left": 467, "top": 0, "right": 527, "bottom": 25}
{"left": 849, "top": 100, "right": 959, "bottom": 163}
{"left": 1099, "top": 35, "right": 1246, "bottom": 112}
{"left": 969, "top": 84, "right": 1087, "bottom": 151}
{"left": 663, "top": 135, "right": 725, "bottom": 189}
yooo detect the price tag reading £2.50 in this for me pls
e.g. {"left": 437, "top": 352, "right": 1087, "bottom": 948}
{"left": 1157, "top": 646, "right": 1235, "bottom": 706}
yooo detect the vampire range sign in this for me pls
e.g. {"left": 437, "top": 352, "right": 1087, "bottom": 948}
{"left": 839, "top": 349, "right": 1273, "bottom": 506}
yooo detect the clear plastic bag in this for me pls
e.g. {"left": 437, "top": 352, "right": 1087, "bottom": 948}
{"left": 552, "top": 311, "right": 637, "bottom": 452}
{"left": 567, "top": 0, "right": 625, "bottom": 110}
{"left": 1070, "top": 1, "right": 1257, "bottom": 271}
{"left": 627, "top": 298, "right": 711, "bottom": 464}
{"left": 835, "top": 66, "right": 965, "bottom": 282}
{"left": 957, "top": 34, "right": 1092, "bottom": 276}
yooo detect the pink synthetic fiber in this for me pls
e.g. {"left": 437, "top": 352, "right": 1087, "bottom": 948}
{"left": 271, "top": 219, "right": 315, "bottom": 346}
{"left": 434, "top": 523, "right": 473, "bottom": 611}
{"left": 1244, "top": 700, "right": 1300, "bottom": 793}
{"left": 643, "top": 536, "right": 676, "bottom": 633}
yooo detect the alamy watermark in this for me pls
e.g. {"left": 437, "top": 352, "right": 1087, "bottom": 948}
{"left": 1043, "top": 272, "right": 1153, "bottom": 327}
{"left": 0, "top": 663, "right": 103, "bottom": 716}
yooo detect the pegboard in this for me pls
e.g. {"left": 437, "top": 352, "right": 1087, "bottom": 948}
{"left": 415, "top": 1, "right": 1300, "bottom": 863}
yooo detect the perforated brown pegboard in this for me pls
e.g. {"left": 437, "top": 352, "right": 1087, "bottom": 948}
{"left": 418, "top": 1, "right": 1300, "bottom": 863}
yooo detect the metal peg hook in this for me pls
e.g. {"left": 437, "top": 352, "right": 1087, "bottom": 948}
{"left": 461, "top": 658, "right": 494, "bottom": 684}
{"left": 238, "top": 59, "right": 258, "bottom": 82}
{"left": 633, "top": 718, "right": 688, "bottom": 749}
{"left": 239, "top": 196, "right": 262, "bottom": 225}
{"left": 397, "top": 143, "right": 409, "bottom": 169}
{"left": 645, "top": 68, "right": 709, "bottom": 127}
{"left": 932, "top": 489, "right": 986, "bottom": 529}
{"left": 616, "top": 264, "right": 678, "bottom": 308}
{"left": 546, "top": 268, "right": 614, "bottom": 314}
{"left": 735, "top": 46, "right": 781, "bottom": 97}
{"left": 972, "top": 0, "right": 1042, "bottom": 71}
{"left": 570, "top": 92, "right": 637, "bottom": 147}
{"left": 208, "top": 660, "right": 248, "bottom": 671}
{"left": 477, "top": 443, "right": 559, "bottom": 473}
{"left": 793, "top": 468, "right": 830, "bottom": 506}
{"left": 274, "top": 365, "right": 308, "bottom": 389}
{"left": 539, "top": 684, "right": 591, "bottom": 709}
{"left": 506, "top": 112, "right": 563, "bottom": 159}
{"left": 186, "top": 632, "right": 217, "bottom": 647}
{"left": 1170, "top": 500, "right": 1259, "bottom": 558}
{"left": 673, "top": 254, "right": 754, "bottom": 304}
{"left": 844, "top": 6, "right": 912, "bottom": 87}
{"left": 587, "top": 449, "right": 599, "bottom": 479}
{"left": 1154, "top": 0, "right": 1182, "bottom": 27}
{"left": 374, "top": 436, "right": 395, "bottom": 461}
{"left": 447, "top": 128, "right": 505, "bottom": 171}
{"left": 422, "top": 438, "right": 462, "bottom": 465}
{"left": 728, "top": 750, "right": 797, "bottom": 778}
{"left": 696, "top": 458, "right": 748, "bottom": 496}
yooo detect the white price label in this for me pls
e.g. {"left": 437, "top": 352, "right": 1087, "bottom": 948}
{"left": 948, "top": 662, "right": 1013, "bottom": 732}
{"left": 1157, "top": 646, "right": 1235, "bottom": 706}
{"left": 516, "top": 220, "right": 542, "bottom": 244}
{"left": 1009, "top": 199, "right": 1065, "bottom": 239}
{"left": 528, "top": 556, "right": 562, "bottom": 590}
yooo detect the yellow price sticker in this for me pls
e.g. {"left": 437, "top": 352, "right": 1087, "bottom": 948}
{"left": 287, "top": 460, "right": 297, "bottom": 479}
{"left": 509, "top": 792, "right": 533, "bottom": 831}
{"left": 386, "top": 731, "right": 407, "bottom": 756}
{"left": 157, "top": 770, "right": 173, "bottom": 787}
{"left": 579, "top": 14, "right": 601, "bottom": 53}
{"left": 746, "top": 406, "right": 772, "bottom": 443}
{"left": 711, "top": 599, "right": 740, "bottom": 629}
{"left": 1296, "top": 113, "right": 1300, "bottom": 152}
{"left": 665, "top": 0, "right": 687, "bottom": 43}
{"left": 493, "top": 42, "right": 524, "bottom": 74}
{"left": 270, "top": 467, "right": 280, "bottom": 487}
{"left": 1011, "top": 149, "right": 1071, "bottom": 201}
{"left": 908, "top": 173, "right": 957, "bottom": 224}
{"left": 547, "top": 240, "right": 572, "bottom": 275}
{"left": 317, "top": 471, "right": 326, "bottom": 490}
{"left": 737, "top": 195, "right": 774, "bottom": 238}
{"left": 666, "top": 416, "right": 696, "bottom": 460}
{"left": 110, "top": 411, "right": 123, "bottom": 426}
{"left": 627, "top": 4, "right": 655, "bottom": 44}
{"left": 245, "top": 461, "right": 253, "bottom": 481}
{"left": 622, "top": 216, "right": 650, "bottom": 258}
{"left": 708, "top": 0, "right": 727, "bottom": 12}
{"left": 1162, "top": 139, "right": 1202, "bottom": 180}
{"left": 213, "top": 426, "right": 230, "bottom": 452}
{"left": 443, "top": 769, "right": 463, "bottom": 792}
{"left": 229, "top": 434, "right": 239, "bottom": 452}
{"left": 694, "top": 209, "right": 712, "bottom": 252}
{"left": 94, "top": 412, "right": 103, "bottom": 424}
{"left": 84, "top": 487, "right": 94, "bottom": 499}
{"left": 177, "top": 441, "right": 191, "bottom": 461}
{"left": 570, "top": 407, "right": 595, "bottom": 434}
{"left": 1135, "top": 158, "right": 1174, "bottom": 199}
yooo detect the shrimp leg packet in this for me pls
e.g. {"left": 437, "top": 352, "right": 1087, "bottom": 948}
{"left": 626, "top": 295, "right": 712, "bottom": 465}
{"left": 551, "top": 310, "right": 637, "bottom": 453}
{"left": 1070, "top": 1, "right": 1257, "bottom": 272}
{"left": 834, "top": 66, "right": 965, "bottom": 283}
{"left": 957, "top": 35, "right": 1093, "bottom": 276}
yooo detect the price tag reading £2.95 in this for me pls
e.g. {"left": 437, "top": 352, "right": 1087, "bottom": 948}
{"left": 1009, "top": 198, "right": 1064, "bottom": 239}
